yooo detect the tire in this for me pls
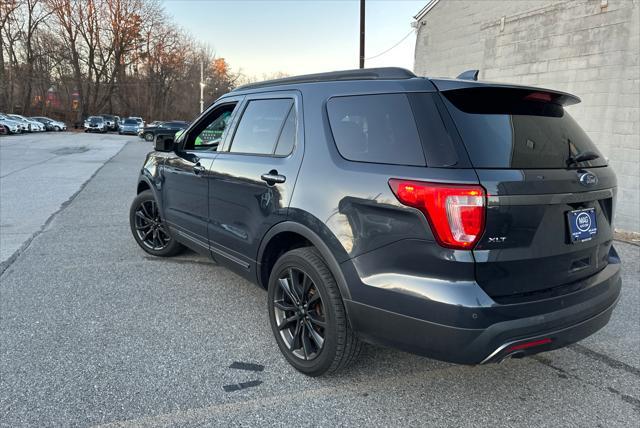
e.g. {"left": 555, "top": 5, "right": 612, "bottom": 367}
{"left": 54, "top": 126, "right": 60, "bottom": 131}
{"left": 144, "top": 132, "right": 154, "bottom": 142}
{"left": 129, "top": 190, "right": 183, "bottom": 257}
{"left": 268, "top": 247, "right": 362, "bottom": 376}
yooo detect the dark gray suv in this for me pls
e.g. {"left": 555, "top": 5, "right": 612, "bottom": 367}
{"left": 130, "top": 68, "right": 621, "bottom": 376}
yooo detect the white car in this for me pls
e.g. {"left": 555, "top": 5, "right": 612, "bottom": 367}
{"left": 0, "top": 116, "right": 21, "bottom": 134}
{"left": 84, "top": 116, "right": 107, "bottom": 133}
{"left": 7, "top": 114, "right": 44, "bottom": 132}
{"left": 32, "top": 116, "right": 67, "bottom": 131}
{"left": 1, "top": 114, "right": 28, "bottom": 132}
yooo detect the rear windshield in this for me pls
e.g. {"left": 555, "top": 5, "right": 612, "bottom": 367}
{"left": 442, "top": 88, "right": 607, "bottom": 169}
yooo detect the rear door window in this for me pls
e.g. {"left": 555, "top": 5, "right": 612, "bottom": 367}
{"left": 230, "top": 98, "right": 293, "bottom": 155}
{"left": 274, "top": 105, "right": 296, "bottom": 156}
{"left": 327, "top": 93, "right": 426, "bottom": 166}
{"left": 442, "top": 88, "right": 607, "bottom": 169}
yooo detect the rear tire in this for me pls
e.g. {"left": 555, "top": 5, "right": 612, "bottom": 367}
{"left": 129, "top": 190, "right": 183, "bottom": 257}
{"left": 268, "top": 247, "right": 362, "bottom": 376}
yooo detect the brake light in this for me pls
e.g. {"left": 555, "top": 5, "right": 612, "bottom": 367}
{"left": 389, "top": 179, "right": 486, "bottom": 250}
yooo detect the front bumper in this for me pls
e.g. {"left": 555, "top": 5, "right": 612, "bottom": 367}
{"left": 343, "top": 245, "right": 622, "bottom": 365}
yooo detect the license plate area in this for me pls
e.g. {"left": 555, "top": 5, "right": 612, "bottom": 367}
{"left": 567, "top": 208, "right": 597, "bottom": 243}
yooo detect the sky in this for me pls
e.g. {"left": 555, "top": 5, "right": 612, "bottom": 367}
{"left": 162, "top": 0, "right": 426, "bottom": 78}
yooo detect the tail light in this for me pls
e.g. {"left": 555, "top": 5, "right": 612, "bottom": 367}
{"left": 389, "top": 179, "right": 486, "bottom": 250}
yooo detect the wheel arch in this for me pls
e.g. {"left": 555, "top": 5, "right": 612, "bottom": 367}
{"left": 257, "top": 221, "right": 352, "bottom": 301}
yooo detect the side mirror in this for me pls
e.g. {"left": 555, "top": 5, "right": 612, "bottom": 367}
{"left": 154, "top": 134, "right": 175, "bottom": 152}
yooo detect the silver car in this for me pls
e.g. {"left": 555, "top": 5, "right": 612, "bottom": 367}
{"left": 119, "top": 118, "right": 141, "bottom": 135}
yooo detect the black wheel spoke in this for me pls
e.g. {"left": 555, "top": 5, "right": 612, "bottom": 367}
{"left": 141, "top": 228, "right": 153, "bottom": 240}
{"left": 291, "top": 320, "right": 303, "bottom": 350}
{"left": 301, "top": 324, "right": 312, "bottom": 359}
{"left": 307, "top": 293, "right": 321, "bottom": 306}
{"left": 305, "top": 320, "right": 325, "bottom": 349}
{"left": 278, "top": 278, "right": 298, "bottom": 305}
{"left": 308, "top": 314, "right": 326, "bottom": 328}
{"left": 288, "top": 268, "right": 302, "bottom": 302}
{"left": 274, "top": 300, "right": 296, "bottom": 312}
{"left": 135, "top": 211, "right": 152, "bottom": 223}
{"left": 302, "top": 275, "right": 312, "bottom": 299}
{"left": 141, "top": 202, "right": 153, "bottom": 219}
{"left": 278, "top": 314, "right": 298, "bottom": 331}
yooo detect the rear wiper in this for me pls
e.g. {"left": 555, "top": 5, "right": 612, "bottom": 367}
{"left": 566, "top": 150, "right": 599, "bottom": 167}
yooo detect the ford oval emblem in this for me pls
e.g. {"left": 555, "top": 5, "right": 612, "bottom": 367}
{"left": 579, "top": 171, "right": 598, "bottom": 187}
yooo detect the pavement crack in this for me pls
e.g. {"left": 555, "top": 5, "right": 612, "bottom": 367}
{"left": 534, "top": 354, "right": 640, "bottom": 412}
{"left": 606, "top": 387, "right": 640, "bottom": 412}
{"left": 569, "top": 344, "right": 640, "bottom": 378}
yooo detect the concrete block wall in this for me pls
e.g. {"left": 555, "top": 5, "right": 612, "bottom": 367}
{"left": 414, "top": 0, "right": 639, "bottom": 232}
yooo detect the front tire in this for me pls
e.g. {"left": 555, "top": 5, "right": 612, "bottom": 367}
{"left": 144, "top": 132, "right": 154, "bottom": 142}
{"left": 129, "top": 190, "right": 183, "bottom": 257}
{"left": 268, "top": 247, "right": 362, "bottom": 376}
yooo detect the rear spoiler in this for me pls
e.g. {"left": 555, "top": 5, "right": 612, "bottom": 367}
{"left": 429, "top": 78, "right": 581, "bottom": 106}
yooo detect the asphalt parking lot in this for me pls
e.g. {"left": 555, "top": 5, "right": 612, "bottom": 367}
{"left": 0, "top": 134, "right": 639, "bottom": 427}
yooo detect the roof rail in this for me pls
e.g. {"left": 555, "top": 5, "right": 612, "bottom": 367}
{"left": 234, "top": 67, "right": 417, "bottom": 91}
{"left": 456, "top": 69, "right": 479, "bottom": 81}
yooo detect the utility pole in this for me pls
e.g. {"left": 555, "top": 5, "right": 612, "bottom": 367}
{"left": 199, "top": 60, "right": 205, "bottom": 113}
{"left": 359, "top": 0, "right": 365, "bottom": 68}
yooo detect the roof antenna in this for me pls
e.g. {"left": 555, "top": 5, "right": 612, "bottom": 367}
{"left": 457, "top": 69, "right": 479, "bottom": 81}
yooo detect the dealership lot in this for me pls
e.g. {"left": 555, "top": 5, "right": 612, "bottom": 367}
{"left": 0, "top": 135, "right": 638, "bottom": 426}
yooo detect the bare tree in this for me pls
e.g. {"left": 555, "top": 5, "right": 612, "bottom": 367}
{"left": 2, "top": 0, "right": 241, "bottom": 121}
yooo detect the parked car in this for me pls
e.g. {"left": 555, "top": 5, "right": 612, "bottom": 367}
{"left": 0, "top": 114, "right": 22, "bottom": 134}
{"left": 31, "top": 116, "right": 67, "bottom": 131}
{"left": 119, "top": 118, "right": 141, "bottom": 135}
{"left": 84, "top": 116, "right": 107, "bottom": 133}
{"left": 6, "top": 114, "right": 43, "bottom": 132}
{"left": 129, "top": 116, "right": 144, "bottom": 127}
{"left": 129, "top": 67, "right": 620, "bottom": 376}
{"left": 139, "top": 121, "right": 189, "bottom": 142}
{"left": 100, "top": 114, "right": 119, "bottom": 131}
{"left": 2, "top": 114, "right": 28, "bottom": 132}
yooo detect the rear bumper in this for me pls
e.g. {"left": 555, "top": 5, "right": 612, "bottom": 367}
{"left": 343, "top": 250, "right": 621, "bottom": 365}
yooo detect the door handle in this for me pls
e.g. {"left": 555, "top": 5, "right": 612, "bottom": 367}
{"left": 193, "top": 164, "right": 206, "bottom": 175}
{"left": 261, "top": 170, "right": 286, "bottom": 185}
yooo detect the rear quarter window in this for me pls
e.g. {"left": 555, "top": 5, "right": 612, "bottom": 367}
{"left": 327, "top": 93, "right": 426, "bottom": 166}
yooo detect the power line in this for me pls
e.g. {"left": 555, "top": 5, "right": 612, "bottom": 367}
{"left": 365, "top": 29, "right": 415, "bottom": 61}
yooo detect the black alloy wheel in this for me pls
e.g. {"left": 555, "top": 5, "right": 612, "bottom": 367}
{"left": 134, "top": 199, "right": 170, "bottom": 251}
{"left": 129, "top": 190, "right": 182, "bottom": 257}
{"left": 268, "top": 247, "right": 362, "bottom": 376}
{"left": 273, "top": 267, "right": 327, "bottom": 361}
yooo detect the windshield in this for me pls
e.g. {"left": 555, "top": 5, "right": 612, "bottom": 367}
{"left": 442, "top": 88, "right": 607, "bottom": 169}
{"left": 88, "top": 116, "right": 103, "bottom": 123}
{"left": 124, "top": 119, "right": 137, "bottom": 125}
